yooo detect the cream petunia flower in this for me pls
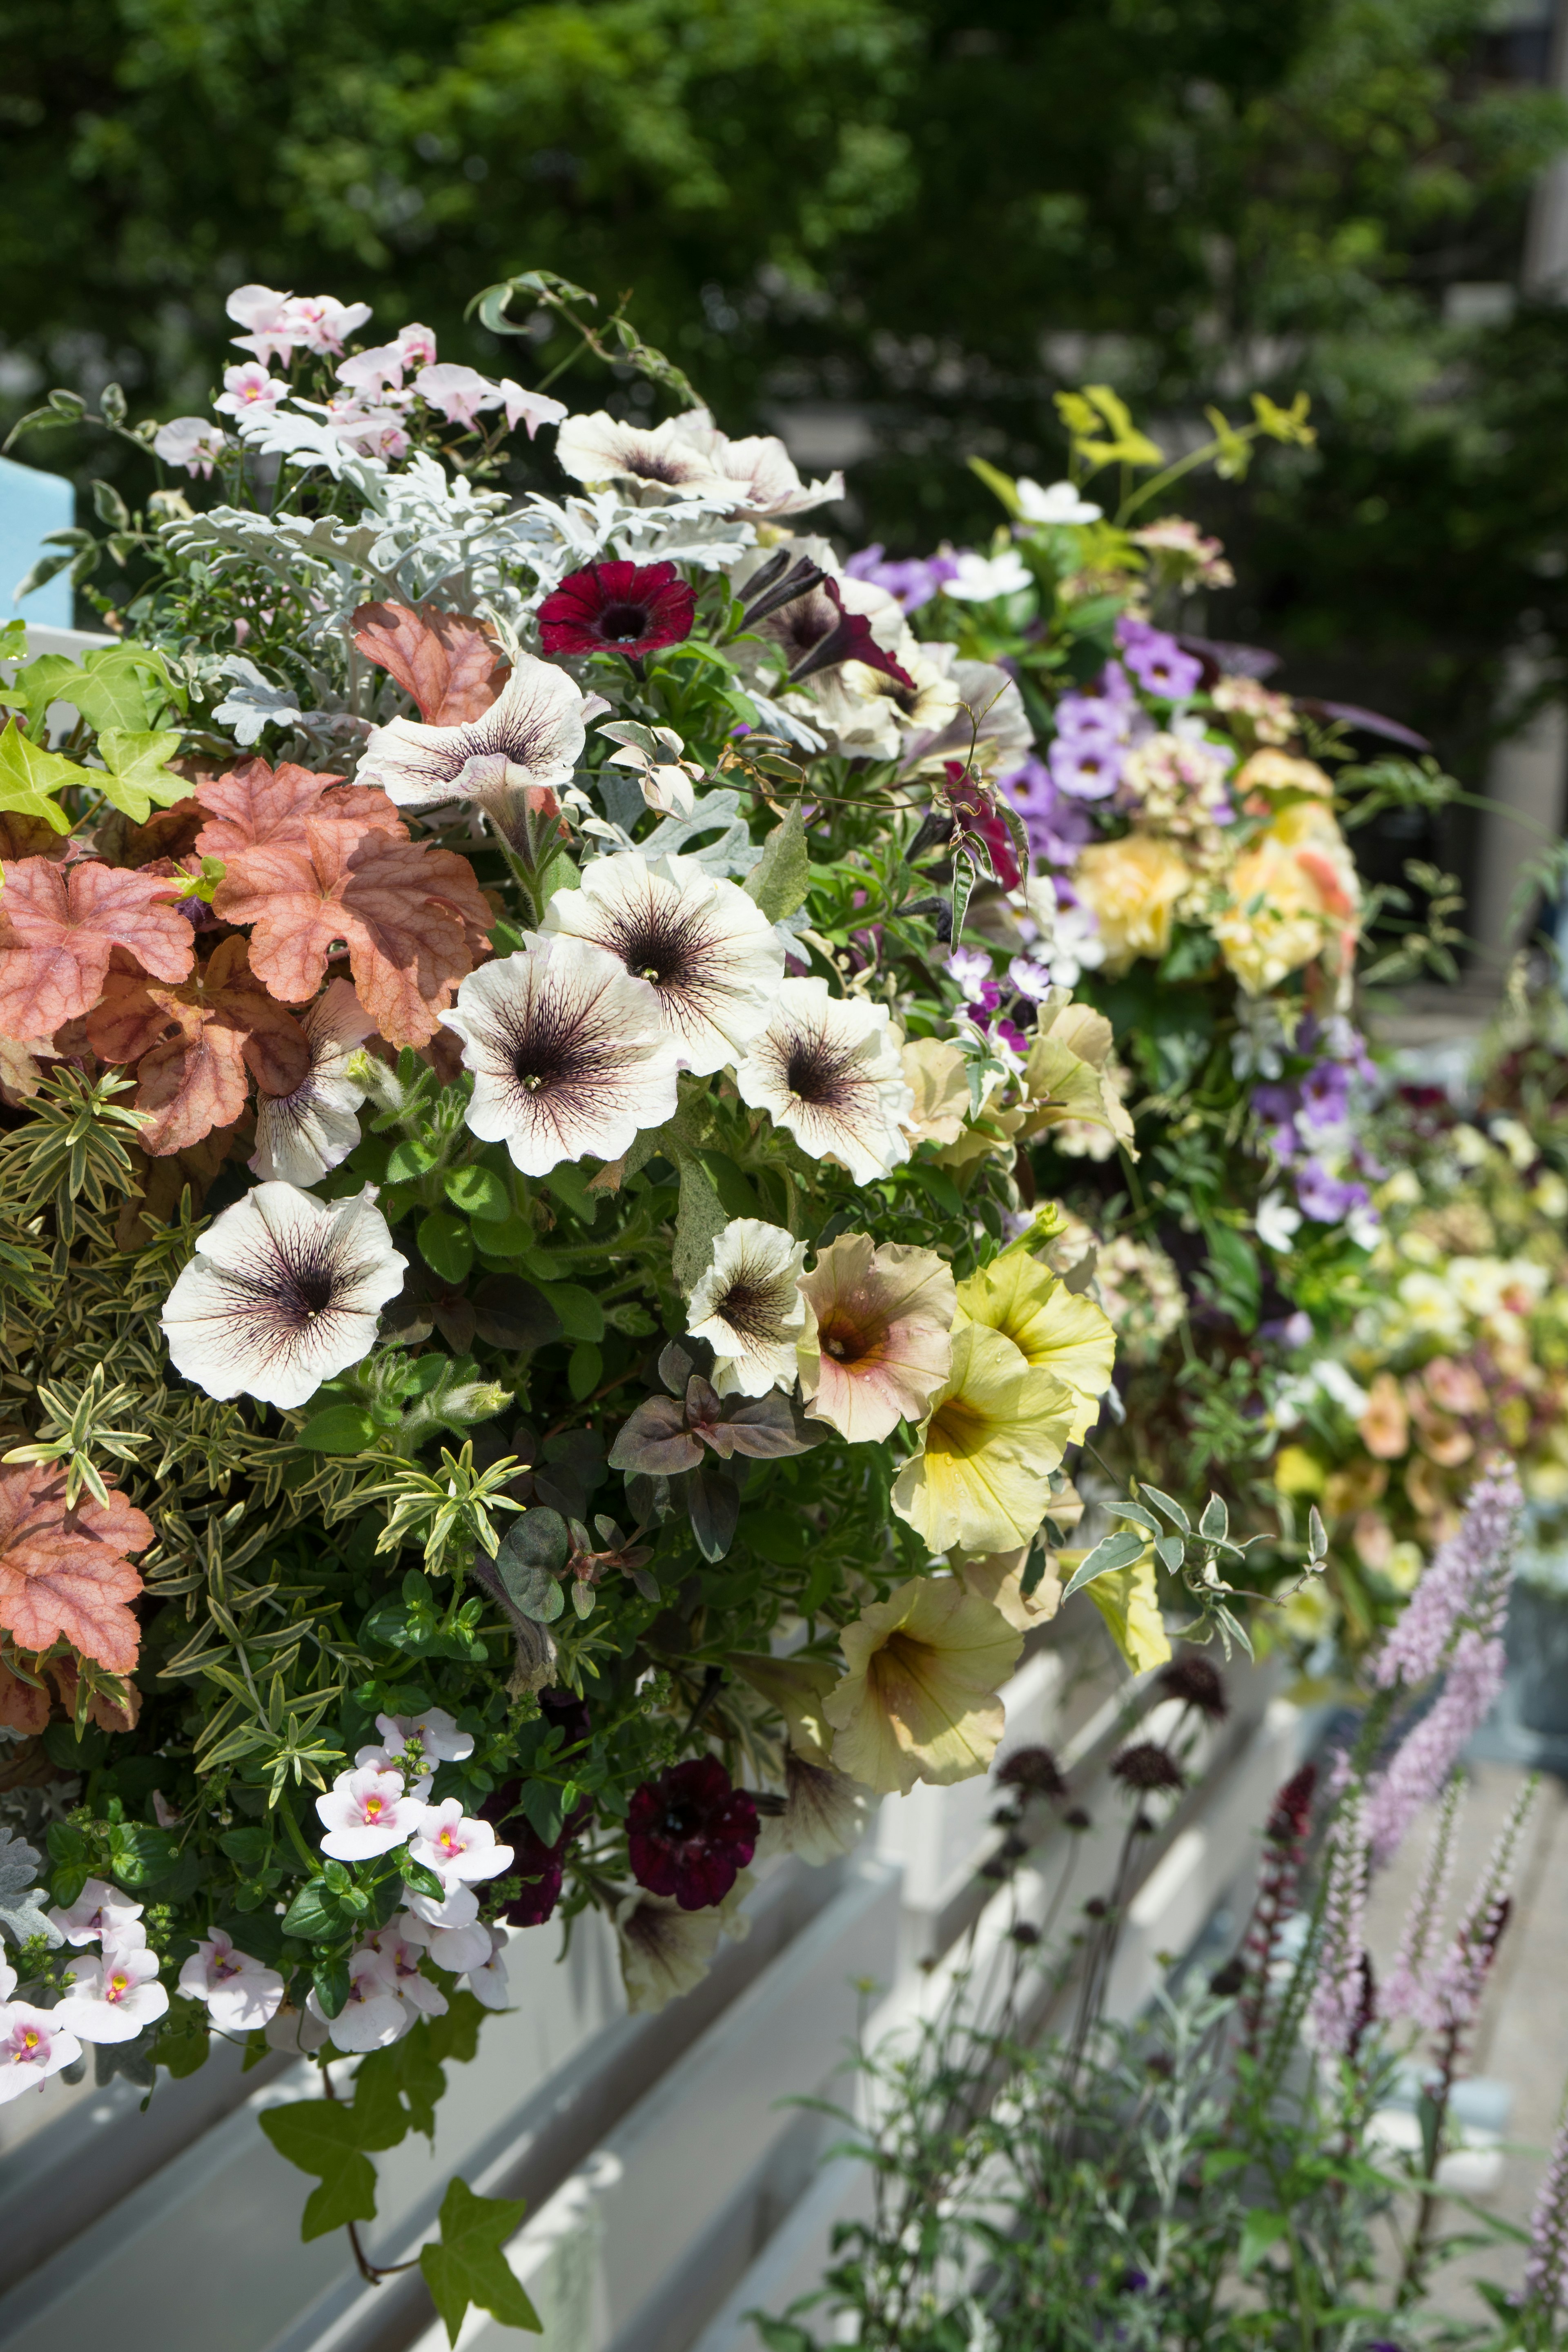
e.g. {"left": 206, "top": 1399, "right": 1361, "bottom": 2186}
{"left": 555, "top": 410, "right": 742, "bottom": 499}
{"left": 891, "top": 1323, "right": 1077, "bottom": 1555}
{"left": 822, "top": 1575, "right": 1022, "bottom": 1794}
{"left": 250, "top": 979, "right": 378, "bottom": 1187}
{"left": 542, "top": 850, "right": 783, "bottom": 1076}
{"left": 615, "top": 1873, "right": 752, "bottom": 2014}
{"left": 734, "top": 978, "right": 912, "bottom": 1183}
{"left": 160, "top": 1182, "right": 406, "bottom": 1410}
{"left": 687, "top": 1218, "right": 812, "bottom": 1396}
{"left": 774, "top": 1753, "right": 873, "bottom": 1862}
{"left": 953, "top": 1254, "right": 1115, "bottom": 1445}
{"left": 441, "top": 935, "right": 681, "bottom": 1176}
{"left": 796, "top": 1234, "right": 955, "bottom": 1443}
{"left": 356, "top": 653, "right": 586, "bottom": 820}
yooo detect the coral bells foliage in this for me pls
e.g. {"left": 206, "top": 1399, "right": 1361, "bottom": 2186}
{"left": 0, "top": 268, "right": 1419, "bottom": 2307}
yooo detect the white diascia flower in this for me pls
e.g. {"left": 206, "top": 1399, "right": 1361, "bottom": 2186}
{"left": 735, "top": 978, "right": 913, "bottom": 1184}
{"left": 363, "top": 1924, "right": 450, "bottom": 2018}
{"left": 160, "top": 1183, "right": 406, "bottom": 1411}
{"left": 0, "top": 1979, "right": 81, "bottom": 2104}
{"left": 555, "top": 410, "right": 741, "bottom": 498}
{"left": 408, "top": 1800, "right": 513, "bottom": 1885}
{"left": 688, "top": 1218, "right": 812, "bottom": 1396}
{"left": 375, "top": 1705, "right": 474, "bottom": 1763}
{"left": 463, "top": 1925, "right": 513, "bottom": 2010}
{"left": 356, "top": 653, "right": 587, "bottom": 822}
{"left": 441, "top": 936, "right": 681, "bottom": 1177}
{"left": 53, "top": 1940, "right": 169, "bottom": 2044}
{"left": 398, "top": 1902, "right": 494, "bottom": 1976}
{"left": 46, "top": 1875, "right": 145, "bottom": 1947}
{"left": 307, "top": 1948, "right": 408, "bottom": 2053}
{"left": 250, "top": 980, "right": 379, "bottom": 1187}
{"left": 541, "top": 851, "right": 783, "bottom": 1075}
{"left": 178, "top": 1931, "right": 285, "bottom": 2032}
{"left": 315, "top": 1764, "right": 426, "bottom": 1860}
{"left": 1015, "top": 478, "right": 1102, "bottom": 526}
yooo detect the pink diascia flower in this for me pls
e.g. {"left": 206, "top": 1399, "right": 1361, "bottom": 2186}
{"left": 153, "top": 417, "right": 232, "bottom": 479}
{"left": 54, "top": 1940, "right": 169, "bottom": 2044}
{"left": 285, "top": 295, "right": 373, "bottom": 355}
{"left": 336, "top": 342, "right": 410, "bottom": 396}
{"left": 307, "top": 1949, "right": 408, "bottom": 2054}
{"left": 0, "top": 1971, "right": 82, "bottom": 2105}
{"left": 315, "top": 1764, "right": 425, "bottom": 1860}
{"left": 396, "top": 322, "right": 439, "bottom": 369}
{"left": 215, "top": 363, "right": 289, "bottom": 419}
{"left": 414, "top": 363, "right": 498, "bottom": 428}
{"left": 364, "top": 1925, "right": 450, "bottom": 2017}
{"left": 496, "top": 378, "right": 568, "bottom": 438}
{"left": 376, "top": 1705, "right": 475, "bottom": 1764}
{"left": 47, "top": 1875, "right": 145, "bottom": 1947}
{"left": 397, "top": 1903, "right": 493, "bottom": 1975}
{"left": 177, "top": 1931, "right": 285, "bottom": 2032}
{"left": 410, "top": 1800, "right": 512, "bottom": 1884}
{"left": 465, "top": 1925, "right": 512, "bottom": 2011}
{"left": 402, "top": 1874, "right": 481, "bottom": 1934}
{"left": 227, "top": 283, "right": 300, "bottom": 366}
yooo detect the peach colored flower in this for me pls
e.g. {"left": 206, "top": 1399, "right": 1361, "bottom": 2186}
{"left": 796, "top": 1235, "right": 956, "bottom": 1444}
{"left": 1359, "top": 1371, "right": 1410, "bottom": 1461}
{"left": 1073, "top": 835, "right": 1194, "bottom": 973}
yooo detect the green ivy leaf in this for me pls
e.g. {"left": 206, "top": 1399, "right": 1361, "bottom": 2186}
{"left": 1237, "top": 2208, "right": 1289, "bottom": 2275}
{"left": 259, "top": 2100, "right": 379, "bottom": 2242}
{"left": 94, "top": 726, "right": 190, "bottom": 822}
{"left": 356, "top": 2020, "right": 448, "bottom": 2140}
{"left": 0, "top": 725, "right": 80, "bottom": 834}
{"left": 419, "top": 2176, "right": 541, "bottom": 2345}
{"left": 419, "top": 1209, "right": 474, "bottom": 1285}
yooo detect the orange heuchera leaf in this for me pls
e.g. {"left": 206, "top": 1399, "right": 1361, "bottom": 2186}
{"left": 0, "top": 857, "right": 195, "bottom": 1040}
{"left": 86, "top": 934, "right": 311, "bottom": 1154}
{"left": 193, "top": 756, "right": 405, "bottom": 860}
{"left": 0, "top": 1463, "right": 152, "bottom": 1676}
{"left": 352, "top": 599, "right": 509, "bottom": 726}
{"left": 48, "top": 1654, "right": 141, "bottom": 1731}
{"left": 213, "top": 818, "right": 492, "bottom": 1047}
{"left": 0, "top": 1655, "right": 49, "bottom": 1735}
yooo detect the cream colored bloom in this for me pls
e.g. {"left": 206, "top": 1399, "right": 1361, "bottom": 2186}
{"left": 900, "top": 1036, "right": 971, "bottom": 1148}
{"left": 953, "top": 1254, "right": 1115, "bottom": 1444}
{"left": 822, "top": 1575, "right": 1023, "bottom": 1794}
{"left": 774, "top": 1753, "right": 873, "bottom": 1862}
{"left": 615, "top": 1879, "right": 751, "bottom": 2014}
{"left": 1212, "top": 802, "right": 1359, "bottom": 996}
{"left": 796, "top": 1234, "right": 955, "bottom": 1443}
{"left": 735, "top": 977, "right": 912, "bottom": 1183}
{"left": 955, "top": 1544, "right": 1062, "bottom": 1632}
{"left": 687, "top": 1218, "right": 811, "bottom": 1396}
{"left": 891, "top": 1323, "right": 1078, "bottom": 1555}
{"left": 728, "top": 1651, "right": 838, "bottom": 1762}
{"left": 1073, "top": 835, "right": 1194, "bottom": 974}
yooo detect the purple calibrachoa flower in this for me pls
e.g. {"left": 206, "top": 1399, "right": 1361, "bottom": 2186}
{"left": 1117, "top": 615, "right": 1203, "bottom": 700}
{"left": 843, "top": 545, "right": 958, "bottom": 613}
{"left": 1294, "top": 1158, "right": 1371, "bottom": 1225}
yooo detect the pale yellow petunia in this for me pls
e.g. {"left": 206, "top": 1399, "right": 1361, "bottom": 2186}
{"left": 822, "top": 1574, "right": 1024, "bottom": 1793}
{"left": 953, "top": 1254, "right": 1116, "bottom": 1444}
{"left": 891, "top": 1322, "right": 1077, "bottom": 1555}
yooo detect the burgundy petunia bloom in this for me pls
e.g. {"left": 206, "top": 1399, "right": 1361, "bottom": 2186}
{"left": 537, "top": 560, "right": 696, "bottom": 662}
{"left": 627, "top": 1757, "right": 758, "bottom": 1911}
{"left": 481, "top": 1774, "right": 592, "bottom": 1929}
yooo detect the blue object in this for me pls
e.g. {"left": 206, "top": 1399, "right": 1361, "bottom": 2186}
{"left": 0, "top": 452, "right": 75, "bottom": 626}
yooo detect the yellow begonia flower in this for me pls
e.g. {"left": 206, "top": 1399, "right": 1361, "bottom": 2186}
{"left": 892, "top": 1321, "right": 1077, "bottom": 1555}
{"left": 953, "top": 1254, "right": 1115, "bottom": 1445}
{"left": 1074, "top": 834, "right": 1194, "bottom": 974}
{"left": 1079, "top": 1547, "right": 1171, "bottom": 1672}
{"left": 822, "top": 1574, "right": 1024, "bottom": 1793}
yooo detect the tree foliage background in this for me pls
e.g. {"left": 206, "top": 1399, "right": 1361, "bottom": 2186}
{"left": 5, "top": 0, "right": 1568, "bottom": 796}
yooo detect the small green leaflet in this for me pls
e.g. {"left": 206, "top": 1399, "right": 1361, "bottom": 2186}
{"left": 420, "top": 2177, "right": 541, "bottom": 2343}
{"left": 1060, "top": 1528, "right": 1146, "bottom": 1601}
{"left": 0, "top": 726, "right": 78, "bottom": 833}
{"left": 1237, "top": 2208, "right": 1289, "bottom": 2275}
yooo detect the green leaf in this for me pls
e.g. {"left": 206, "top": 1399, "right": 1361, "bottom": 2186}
{"left": 420, "top": 2176, "right": 541, "bottom": 2345}
{"left": 1139, "top": 1485, "right": 1191, "bottom": 1536}
{"left": 295, "top": 1404, "right": 378, "bottom": 1455}
{"left": 1060, "top": 1528, "right": 1147, "bottom": 1601}
{"left": 445, "top": 1164, "right": 512, "bottom": 1223}
{"left": 94, "top": 726, "right": 190, "bottom": 822}
{"left": 742, "top": 800, "right": 810, "bottom": 922}
{"left": 259, "top": 2100, "right": 379, "bottom": 2242}
{"left": 107, "top": 1822, "right": 179, "bottom": 1889}
{"left": 356, "top": 2021, "right": 448, "bottom": 2140}
{"left": 157, "top": 1996, "right": 212, "bottom": 2080}
{"left": 282, "top": 1879, "right": 357, "bottom": 1943}
{"left": 1237, "top": 2208, "right": 1289, "bottom": 2275}
{"left": 419, "top": 1209, "right": 474, "bottom": 1285}
{"left": 1107, "top": 1500, "right": 1162, "bottom": 1536}
{"left": 423, "top": 1989, "right": 486, "bottom": 2067}
{"left": 1199, "top": 1494, "right": 1230, "bottom": 1544}
{"left": 0, "top": 725, "right": 80, "bottom": 834}
{"left": 568, "top": 1341, "right": 602, "bottom": 1401}
{"left": 671, "top": 1152, "right": 728, "bottom": 1294}
{"left": 532, "top": 1279, "right": 603, "bottom": 1343}
{"left": 65, "top": 644, "right": 174, "bottom": 734}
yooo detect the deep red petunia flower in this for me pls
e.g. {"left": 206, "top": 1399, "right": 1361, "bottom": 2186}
{"left": 627, "top": 1757, "right": 758, "bottom": 1911}
{"left": 537, "top": 559, "right": 696, "bottom": 661}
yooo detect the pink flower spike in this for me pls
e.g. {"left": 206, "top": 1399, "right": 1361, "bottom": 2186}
{"left": 53, "top": 1941, "right": 169, "bottom": 2045}
{"left": 410, "top": 1799, "right": 512, "bottom": 1884}
{"left": 414, "top": 363, "right": 499, "bottom": 428}
{"left": 307, "top": 1948, "right": 408, "bottom": 2053}
{"left": 0, "top": 2003, "right": 82, "bottom": 2104}
{"left": 47, "top": 1875, "right": 145, "bottom": 1948}
{"left": 496, "top": 379, "right": 568, "bottom": 439}
{"left": 315, "top": 1764, "right": 424, "bottom": 1860}
{"left": 396, "top": 322, "right": 439, "bottom": 368}
{"left": 287, "top": 296, "right": 373, "bottom": 356}
{"left": 177, "top": 1930, "right": 285, "bottom": 2032}
{"left": 336, "top": 342, "right": 409, "bottom": 395}
{"left": 375, "top": 1706, "right": 474, "bottom": 1764}
{"left": 214, "top": 363, "right": 290, "bottom": 420}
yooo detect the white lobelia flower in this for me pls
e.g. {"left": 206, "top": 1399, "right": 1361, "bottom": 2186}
{"left": 541, "top": 851, "right": 783, "bottom": 1076}
{"left": 687, "top": 1218, "right": 812, "bottom": 1396}
{"left": 315, "top": 1764, "right": 426, "bottom": 1861}
{"left": 356, "top": 653, "right": 587, "bottom": 823}
{"left": 441, "top": 936, "right": 681, "bottom": 1177}
{"left": 53, "top": 1940, "right": 169, "bottom": 2044}
{"left": 160, "top": 1183, "right": 406, "bottom": 1411}
{"left": 250, "top": 980, "right": 379, "bottom": 1187}
{"left": 47, "top": 1875, "right": 145, "bottom": 1948}
{"left": 1015, "top": 478, "right": 1103, "bottom": 526}
{"left": 0, "top": 2003, "right": 82, "bottom": 2103}
{"left": 735, "top": 978, "right": 913, "bottom": 1185}
{"left": 307, "top": 1948, "right": 408, "bottom": 2054}
{"left": 177, "top": 1931, "right": 285, "bottom": 2032}
{"left": 408, "top": 1800, "right": 512, "bottom": 1885}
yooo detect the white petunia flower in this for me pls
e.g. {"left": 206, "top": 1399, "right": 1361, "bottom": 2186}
{"left": 315, "top": 1764, "right": 425, "bottom": 1860}
{"left": 541, "top": 851, "right": 783, "bottom": 1075}
{"left": 554, "top": 410, "right": 739, "bottom": 499}
{"left": 900, "top": 656, "right": 1033, "bottom": 777}
{"left": 250, "top": 980, "right": 379, "bottom": 1187}
{"left": 1015, "top": 478, "right": 1102, "bottom": 526}
{"left": 177, "top": 1931, "right": 285, "bottom": 2032}
{"left": 0, "top": 2005, "right": 82, "bottom": 2103}
{"left": 441, "top": 936, "right": 681, "bottom": 1178}
{"left": 356, "top": 653, "right": 587, "bottom": 823}
{"left": 665, "top": 411, "right": 844, "bottom": 518}
{"left": 53, "top": 1940, "right": 169, "bottom": 2045}
{"left": 160, "top": 1183, "right": 407, "bottom": 1411}
{"left": 688, "top": 1218, "right": 812, "bottom": 1396}
{"left": 734, "top": 979, "right": 913, "bottom": 1184}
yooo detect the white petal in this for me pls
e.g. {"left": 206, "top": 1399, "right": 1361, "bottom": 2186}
{"left": 734, "top": 979, "right": 913, "bottom": 1185}
{"left": 357, "top": 654, "right": 586, "bottom": 812}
